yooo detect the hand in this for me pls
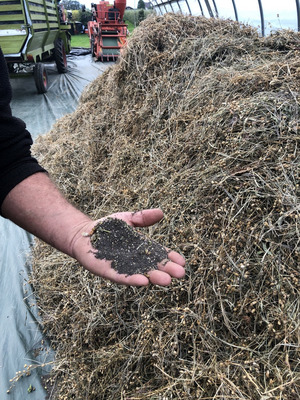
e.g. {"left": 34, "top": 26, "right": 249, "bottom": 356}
{"left": 71, "top": 209, "right": 185, "bottom": 286}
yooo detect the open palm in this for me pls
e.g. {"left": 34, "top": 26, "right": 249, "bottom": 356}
{"left": 71, "top": 209, "right": 186, "bottom": 286}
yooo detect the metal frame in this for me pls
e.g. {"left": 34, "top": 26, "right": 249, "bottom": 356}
{"left": 296, "top": 0, "right": 300, "bottom": 31}
{"left": 203, "top": 0, "right": 214, "bottom": 18}
{"left": 257, "top": 0, "right": 265, "bottom": 36}
{"left": 196, "top": 0, "right": 204, "bottom": 16}
{"left": 211, "top": 0, "right": 218, "bottom": 18}
{"left": 151, "top": 0, "right": 300, "bottom": 35}
{"left": 185, "top": 0, "right": 192, "bottom": 15}
{"left": 232, "top": 0, "right": 238, "bottom": 22}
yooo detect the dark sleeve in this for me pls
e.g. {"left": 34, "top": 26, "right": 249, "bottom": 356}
{"left": 0, "top": 48, "right": 46, "bottom": 214}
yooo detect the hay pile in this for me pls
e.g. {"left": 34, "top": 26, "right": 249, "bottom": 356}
{"left": 31, "top": 14, "right": 300, "bottom": 399}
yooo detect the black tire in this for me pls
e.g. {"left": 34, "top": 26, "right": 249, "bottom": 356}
{"left": 54, "top": 38, "right": 68, "bottom": 73}
{"left": 7, "top": 63, "right": 15, "bottom": 73}
{"left": 34, "top": 63, "right": 48, "bottom": 94}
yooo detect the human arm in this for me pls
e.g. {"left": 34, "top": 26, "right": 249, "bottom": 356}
{"left": 1, "top": 172, "right": 185, "bottom": 286}
{"left": 0, "top": 47, "right": 46, "bottom": 206}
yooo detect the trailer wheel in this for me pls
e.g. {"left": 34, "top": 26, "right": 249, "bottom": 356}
{"left": 7, "top": 63, "right": 15, "bottom": 73}
{"left": 54, "top": 38, "right": 68, "bottom": 73}
{"left": 34, "top": 63, "right": 48, "bottom": 94}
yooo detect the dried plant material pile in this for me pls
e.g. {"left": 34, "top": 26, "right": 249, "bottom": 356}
{"left": 32, "top": 14, "right": 300, "bottom": 400}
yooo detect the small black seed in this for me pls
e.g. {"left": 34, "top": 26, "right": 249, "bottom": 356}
{"left": 91, "top": 218, "right": 168, "bottom": 275}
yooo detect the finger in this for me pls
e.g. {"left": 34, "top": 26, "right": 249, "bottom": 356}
{"left": 113, "top": 273, "right": 149, "bottom": 286}
{"left": 106, "top": 209, "right": 164, "bottom": 228}
{"left": 167, "top": 250, "right": 186, "bottom": 266}
{"left": 130, "top": 208, "right": 164, "bottom": 227}
{"left": 147, "top": 270, "right": 172, "bottom": 286}
{"left": 100, "top": 267, "right": 150, "bottom": 286}
{"left": 102, "top": 212, "right": 132, "bottom": 224}
{"left": 157, "top": 260, "right": 185, "bottom": 279}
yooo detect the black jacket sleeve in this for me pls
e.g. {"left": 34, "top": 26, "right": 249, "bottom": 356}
{"left": 0, "top": 48, "right": 46, "bottom": 214}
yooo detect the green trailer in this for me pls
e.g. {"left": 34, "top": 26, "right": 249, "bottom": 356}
{"left": 0, "top": 0, "right": 71, "bottom": 93}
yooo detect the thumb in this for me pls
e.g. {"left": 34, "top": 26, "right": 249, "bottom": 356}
{"left": 130, "top": 208, "right": 164, "bottom": 227}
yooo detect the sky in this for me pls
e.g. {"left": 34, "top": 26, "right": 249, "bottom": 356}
{"left": 81, "top": 0, "right": 299, "bottom": 34}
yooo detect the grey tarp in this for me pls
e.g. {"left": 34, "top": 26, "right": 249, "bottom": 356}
{"left": 0, "top": 51, "right": 112, "bottom": 399}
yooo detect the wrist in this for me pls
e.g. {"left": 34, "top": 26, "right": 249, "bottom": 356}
{"left": 67, "top": 218, "right": 96, "bottom": 259}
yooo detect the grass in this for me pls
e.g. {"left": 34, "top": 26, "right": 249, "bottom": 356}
{"left": 70, "top": 34, "right": 90, "bottom": 48}
{"left": 126, "top": 21, "right": 135, "bottom": 33}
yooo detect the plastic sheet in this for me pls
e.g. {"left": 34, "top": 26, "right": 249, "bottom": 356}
{"left": 0, "top": 51, "right": 112, "bottom": 399}
{"left": 11, "top": 49, "right": 113, "bottom": 139}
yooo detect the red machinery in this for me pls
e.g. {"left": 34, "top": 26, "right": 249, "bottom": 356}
{"left": 88, "top": 0, "right": 128, "bottom": 61}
